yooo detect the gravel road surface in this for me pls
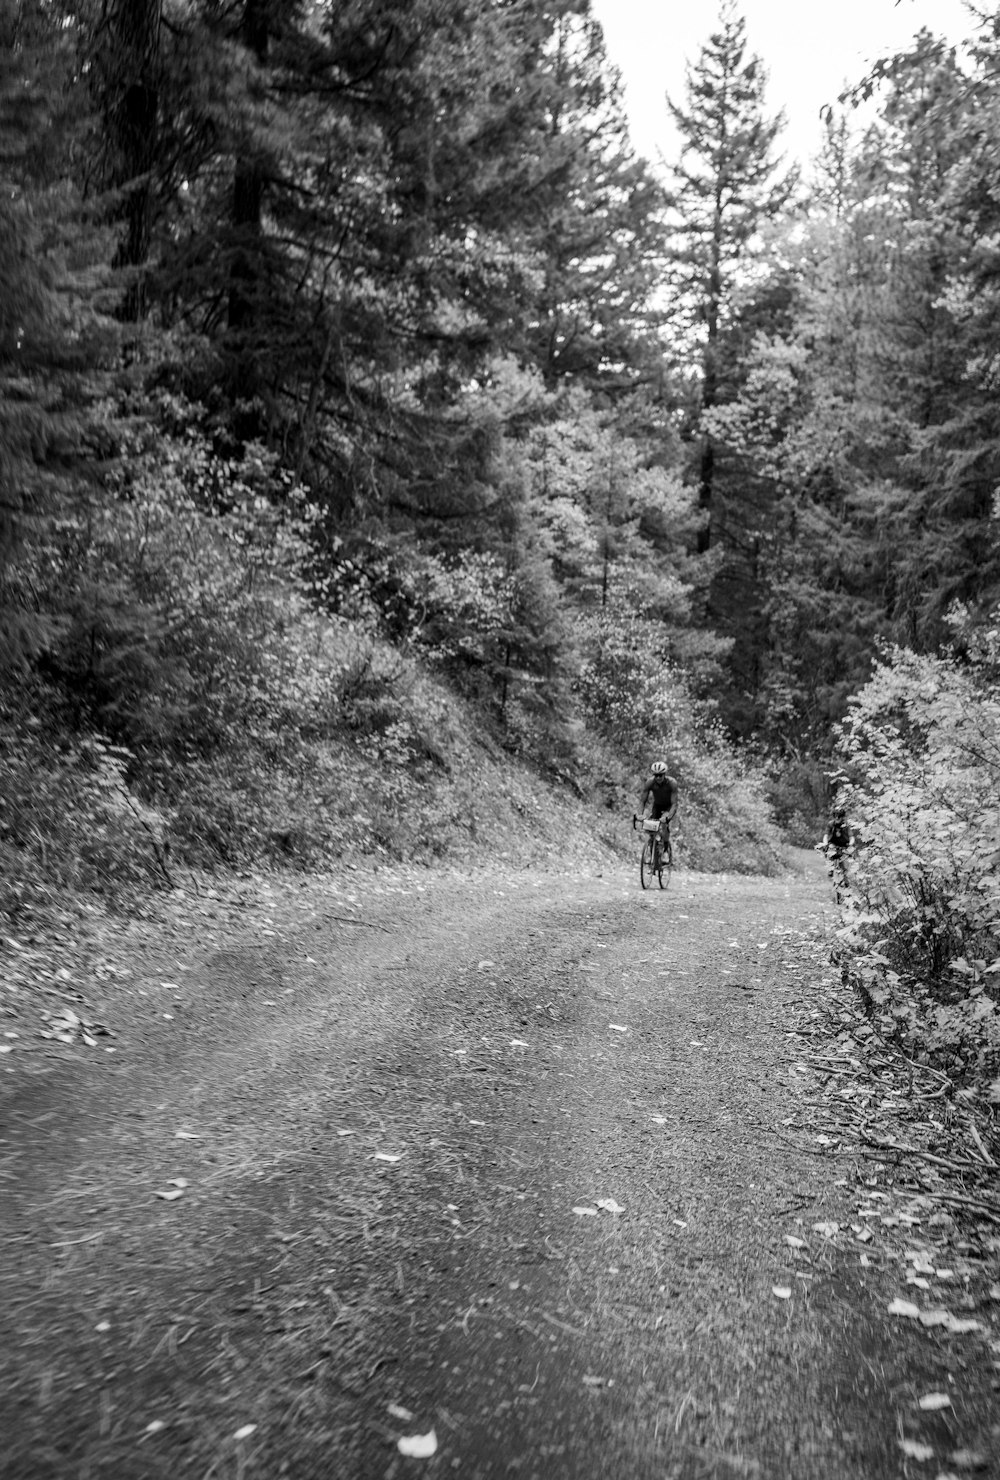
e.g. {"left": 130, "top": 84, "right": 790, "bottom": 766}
{"left": 3, "top": 851, "right": 995, "bottom": 1478}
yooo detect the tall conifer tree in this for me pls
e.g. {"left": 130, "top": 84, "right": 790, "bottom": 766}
{"left": 663, "top": 2, "right": 795, "bottom": 552}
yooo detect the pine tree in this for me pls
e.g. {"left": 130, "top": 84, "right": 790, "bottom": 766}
{"left": 875, "top": 29, "right": 1000, "bottom": 642}
{"left": 663, "top": 1, "right": 796, "bottom": 552}
{"left": 519, "top": 7, "right": 667, "bottom": 394}
{"left": 0, "top": 0, "right": 117, "bottom": 672}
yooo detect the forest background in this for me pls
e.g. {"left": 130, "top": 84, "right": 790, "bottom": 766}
{"left": 2, "top": 0, "right": 1000, "bottom": 1105}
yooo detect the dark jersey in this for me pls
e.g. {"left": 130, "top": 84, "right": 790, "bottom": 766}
{"left": 641, "top": 774, "right": 677, "bottom": 819}
{"left": 828, "top": 819, "right": 850, "bottom": 851}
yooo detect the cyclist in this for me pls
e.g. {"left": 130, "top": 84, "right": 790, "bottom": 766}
{"left": 821, "top": 805, "right": 853, "bottom": 899}
{"left": 638, "top": 760, "right": 678, "bottom": 855}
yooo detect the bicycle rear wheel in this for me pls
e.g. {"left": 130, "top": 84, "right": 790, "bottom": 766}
{"left": 640, "top": 837, "right": 655, "bottom": 890}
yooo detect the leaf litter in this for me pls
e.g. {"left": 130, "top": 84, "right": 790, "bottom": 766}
{"left": 765, "top": 951, "right": 1000, "bottom": 1474}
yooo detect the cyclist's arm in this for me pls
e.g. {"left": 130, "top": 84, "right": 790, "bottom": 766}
{"left": 638, "top": 780, "right": 652, "bottom": 814}
{"left": 666, "top": 782, "right": 678, "bottom": 822}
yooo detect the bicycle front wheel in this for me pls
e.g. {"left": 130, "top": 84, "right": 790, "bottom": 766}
{"left": 640, "top": 837, "right": 655, "bottom": 890}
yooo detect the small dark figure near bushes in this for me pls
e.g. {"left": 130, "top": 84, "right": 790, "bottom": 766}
{"left": 821, "top": 807, "right": 853, "bottom": 900}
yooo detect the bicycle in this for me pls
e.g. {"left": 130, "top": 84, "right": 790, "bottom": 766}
{"left": 633, "top": 813, "right": 672, "bottom": 891}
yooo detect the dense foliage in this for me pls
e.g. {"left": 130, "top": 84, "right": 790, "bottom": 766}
{"left": 4, "top": 0, "right": 1000, "bottom": 948}
{"left": 832, "top": 618, "right": 1000, "bottom": 1105}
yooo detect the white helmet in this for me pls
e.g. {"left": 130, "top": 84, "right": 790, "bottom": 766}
{"left": 651, "top": 761, "right": 668, "bottom": 776}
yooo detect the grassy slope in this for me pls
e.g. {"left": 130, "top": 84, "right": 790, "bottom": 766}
{"left": 256, "top": 658, "right": 786, "bottom": 880}
{"left": 1, "top": 634, "right": 786, "bottom": 941}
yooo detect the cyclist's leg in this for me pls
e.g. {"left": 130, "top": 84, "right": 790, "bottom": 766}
{"left": 649, "top": 805, "right": 664, "bottom": 861}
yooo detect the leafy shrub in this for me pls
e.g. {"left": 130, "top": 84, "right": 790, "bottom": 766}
{"left": 0, "top": 699, "right": 170, "bottom": 919}
{"left": 576, "top": 609, "right": 688, "bottom": 745}
{"left": 576, "top": 608, "right": 783, "bottom": 873}
{"left": 21, "top": 429, "right": 319, "bottom": 759}
{"left": 762, "top": 755, "right": 828, "bottom": 847}
{"left": 833, "top": 628, "right": 1000, "bottom": 1102}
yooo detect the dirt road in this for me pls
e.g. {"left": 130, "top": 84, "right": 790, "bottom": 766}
{"left": 2, "top": 853, "right": 995, "bottom": 1478}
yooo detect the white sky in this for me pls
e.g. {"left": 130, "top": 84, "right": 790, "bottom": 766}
{"left": 589, "top": 0, "right": 978, "bottom": 168}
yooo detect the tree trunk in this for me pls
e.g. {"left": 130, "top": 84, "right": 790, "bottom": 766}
{"left": 228, "top": 0, "right": 269, "bottom": 342}
{"left": 105, "top": 0, "right": 162, "bottom": 321}
{"left": 698, "top": 199, "right": 723, "bottom": 554}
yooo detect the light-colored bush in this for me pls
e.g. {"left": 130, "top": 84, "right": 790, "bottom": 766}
{"left": 834, "top": 626, "right": 1000, "bottom": 1100}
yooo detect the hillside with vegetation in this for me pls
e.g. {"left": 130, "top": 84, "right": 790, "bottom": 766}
{"left": 2, "top": 2, "right": 1000, "bottom": 1107}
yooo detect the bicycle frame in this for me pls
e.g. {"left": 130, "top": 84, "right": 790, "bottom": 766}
{"left": 634, "top": 813, "right": 672, "bottom": 890}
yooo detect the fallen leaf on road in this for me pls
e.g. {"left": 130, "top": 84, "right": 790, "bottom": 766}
{"left": 595, "top": 1198, "right": 624, "bottom": 1215}
{"left": 772, "top": 1286, "right": 792, "bottom": 1299}
{"left": 582, "top": 1375, "right": 605, "bottom": 1386}
{"left": 784, "top": 1235, "right": 807, "bottom": 1250}
{"left": 398, "top": 1430, "right": 437, "bottom": 1458}
{"left": 95, "top": 1321, "right": 111, "bottom": 1332}
{"left": 145, "top": 1420, "right": 166, "bottom": 1435}
{"left": 812, "top": 1222, "right": 839, "bottom": 1239}
{"left": 650, "top": 1115, "right": 667, "bottom": 1124}
{"left": 572, "top": 1206, "right": 598, "bottom": 1216}
{"left": 918, "top": 1392, "right": 951, "bottom": 1412}
{"left": 949, "top": 1448, "right": 988, "bottom": 1470}
{"left": 608, "top": 1024, "right": 628, "bottom": 1033}
{"left": 510, "top": 1039, "right": 529, "bottom": 1048}
{"left": 477, "top": 961, "right": 495, "bottom": 971}
{"left": 911, "top": 1308, "right": 982, "bottom": 1334}
{"left": 233, "top": 1424, "right": 256, "bottom": 1441}
{"left": 898, "top": 1438, "right": 935, "bottom": 1461}
{"left": 337, "top": 1129, "right": 354, "bottom": 1137}
{"left": 889, "top": 1297, "right": 922, "bottom": 1319}
{"left": 938, "top": 1314, "right": 981, "bottom": 1334}
{"left": 374, "top": 1153, "right": 403, "bottom": 1163}
{"left": 174, "top": 1130, "right": 200, "bottom": 1141}
{"left": 155, "top": 1187, "right": 185, "bottom": 1201}
{"left": 387, "top": 1403, "right": 414, "bottom": 1422}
